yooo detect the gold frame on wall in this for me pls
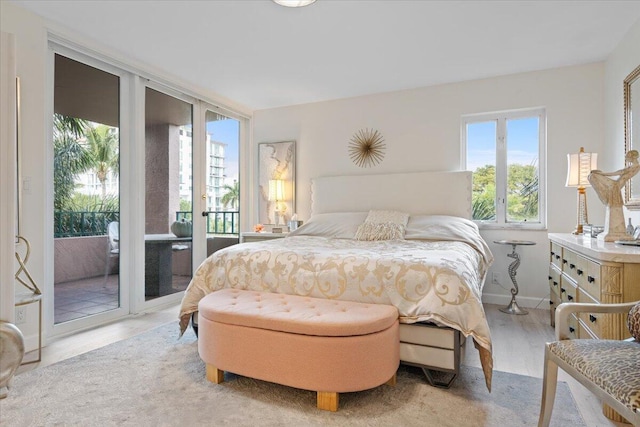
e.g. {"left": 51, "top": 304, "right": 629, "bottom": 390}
{"left": 624, "top": 64, "right": 640, "bottom": 209}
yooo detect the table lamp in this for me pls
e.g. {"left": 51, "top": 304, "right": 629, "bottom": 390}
{"left": 268, "top": 179, "right": 286, "bottom": 226}
{"left": 566, "top": 147, "right": 597, "bottom": 234}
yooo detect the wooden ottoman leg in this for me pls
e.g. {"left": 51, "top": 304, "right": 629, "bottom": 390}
{"left": 386, "top": 373, "right": 397, "bottom": 387}
{"left": 206, "top": 364, "right": 225, "bottom": 384}
{"left": 317, "top": 391, "right": 339, "bottom": 412}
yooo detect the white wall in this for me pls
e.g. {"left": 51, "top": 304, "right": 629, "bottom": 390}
{"left": 0, "top": 2, "right": 47, "bottom": 348}
{"left": 604, "top": 18, "right": 640, "bottom": 225}
{"left": 253, "top": 63, "right": 606, "bottom": 308}
{"left": 0, "top": 31, "right": 18, "bottom": 323}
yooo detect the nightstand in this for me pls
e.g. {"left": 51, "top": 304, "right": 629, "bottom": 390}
{"left": 240, "top": 232, "right": 288, "bottom": 243}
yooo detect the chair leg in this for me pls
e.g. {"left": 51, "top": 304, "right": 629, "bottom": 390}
{"left": 538, "top": 346, "right": 559, "bottom": 427}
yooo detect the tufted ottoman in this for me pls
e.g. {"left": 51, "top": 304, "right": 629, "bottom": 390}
{"left": 198, "top": 289, "right": 399, "bottom": 411}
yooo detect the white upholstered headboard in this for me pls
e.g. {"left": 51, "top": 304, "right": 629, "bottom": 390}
{"left": 311, "top": 171, "right": 472, "bottom": 219}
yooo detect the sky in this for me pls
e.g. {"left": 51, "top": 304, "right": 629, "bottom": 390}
{"left": 466, "top": 117, "right": 539, "bottom": 171}
{"left": 206, "top": 118, "right": 239, "bottom": 183}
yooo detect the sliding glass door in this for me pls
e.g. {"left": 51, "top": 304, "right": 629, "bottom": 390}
{"left": 52, "top": 52, "right": 127, "bottom": 331}
{"left": 201, "top": 109, "right": 241, "bottom": 258}
{"left": 48, "top": 44, "right": 247, "bottom": 334}
{"left": 143, "top": 87, "right": 193, "bottom": 301}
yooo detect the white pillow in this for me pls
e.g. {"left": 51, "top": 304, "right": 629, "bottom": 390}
{"left": 354, "top": 210, "right": 409, "bottom": 241}
{"left": 287, "top": 212, "right": 368, "bottom": 239}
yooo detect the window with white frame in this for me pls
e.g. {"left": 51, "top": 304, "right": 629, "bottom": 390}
{"left": 462, "top": 108, "right": 546, "bottom": 228}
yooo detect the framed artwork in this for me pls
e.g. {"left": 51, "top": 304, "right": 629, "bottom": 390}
{"left": 258, "top": 141, "right": 295, "bottom": 227}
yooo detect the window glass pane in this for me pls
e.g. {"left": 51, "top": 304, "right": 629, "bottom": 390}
{"left": 467, "top": 121, "right": 497, "bottom": 221}
{"left": 506, "top": 117, "right": 539, "bottom": 222}
{"left": 204, "top": 110, "right": 240, "bottom": 254}
{"left": 144, "top": 88, "right": 192, "bottom": 300}
{"left": 53, "top": 54, "right": 120, "bottom": 324}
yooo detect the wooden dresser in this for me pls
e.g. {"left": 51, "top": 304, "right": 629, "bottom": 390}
{"left": 548, "top": 233, "right": 640, "bottom": 340}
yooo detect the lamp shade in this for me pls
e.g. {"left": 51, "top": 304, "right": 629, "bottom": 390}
{"left": 566, "top": 147, "right": 597, "bottom": 187}
{"left": 268, "top": 179, "right": 285, "bottom": 201}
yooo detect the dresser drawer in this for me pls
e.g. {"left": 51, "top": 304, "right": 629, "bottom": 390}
{"left": 549, "top": 267, "right": 561, "bottom": 299}
{"left": 564, "top": 250, "right": 580, "bottom": 282}
{"left": 550, "top": 242, "right": 563, "bottom": 269}
{"left": 577, "top": 289, "right": 602, "bottom": 338}
{"left": 566, "top": 314, "right": 579, "bottom": 339}
{"left": 582, "top": 260, "right": 601, "bottom": 300}
{"left": 571, "top": 254, "right": 589, "bottom": 285}
{"left": 560, "top": 247, "right": 572, "bottom": 272}
{"left": 578, "top": 320, "right": 597, "bottom": 339}
{"left": 549, "top": 289, "right": 561, "bottom": 327}
{"left": 559, "top": 276, "right": 577, "bottom": 304}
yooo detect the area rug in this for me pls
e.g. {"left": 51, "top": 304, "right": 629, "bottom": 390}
{"left": 1, "top": 322, "right": 584, "bottom": 427}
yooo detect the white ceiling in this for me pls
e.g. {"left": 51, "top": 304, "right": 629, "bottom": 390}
{"left": 12, "top": 0, "right": 640, "bottom": 111}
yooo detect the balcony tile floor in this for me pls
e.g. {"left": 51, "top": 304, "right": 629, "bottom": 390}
{"left": 54, "top": 274, "right": 191, "bottom": 324}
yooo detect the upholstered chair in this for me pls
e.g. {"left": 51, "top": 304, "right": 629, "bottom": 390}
{"left": 538, "top": 301, "right": 640, "bottom": 427}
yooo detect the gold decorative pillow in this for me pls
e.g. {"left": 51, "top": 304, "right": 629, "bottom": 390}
{"left": 354, "top": 222, "right": 405, "bottom": 241}
{"left": 354, "top": 210, "right": 409, "bottom": 241}
{"left": 628, "top": 302, "right": 640, "bottom": 341}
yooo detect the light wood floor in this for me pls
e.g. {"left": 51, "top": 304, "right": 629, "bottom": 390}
{"left": 17, "top": 303, "right": 625, "bottom": 426}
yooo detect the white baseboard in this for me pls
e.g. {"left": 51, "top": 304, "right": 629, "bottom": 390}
{"left": 482, "top": 292, "right": 550, "bottom": 310}
{"left": 21, "top": 333, "right": 40, "bottom": 354}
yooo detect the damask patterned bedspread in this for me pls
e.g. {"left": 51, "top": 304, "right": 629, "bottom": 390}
{"left": 179, "top": 226, "right": 495, "bottom": 389}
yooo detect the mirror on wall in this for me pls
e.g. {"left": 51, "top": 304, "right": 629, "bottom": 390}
{"left": 624, "top": 65, "right": 640, "bottom": 208}
{"left": 258, "top": 141, "right": 295, "bottom": 227}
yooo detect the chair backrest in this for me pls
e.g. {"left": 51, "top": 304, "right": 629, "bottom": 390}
{"left": 108, "top": 221, "right": 119, "bottom": 252}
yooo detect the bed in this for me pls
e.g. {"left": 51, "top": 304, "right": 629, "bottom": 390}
{"left": 179, "top": 171, "right": 494, "bottom": 390}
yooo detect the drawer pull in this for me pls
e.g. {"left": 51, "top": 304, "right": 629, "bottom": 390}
{"left": 569, "top": 263, "right": 575, "bottom": 270}
{"left": 567, "top": 295, "right": 574, "bottom": 301}
{"left": 555, "top": 255, "right": 561, "bottom": 260}
{"left": 577, "top": 269, "right": 583, "bottom": 276}
{"left": 548, "top": 275, "right": 552, "bottom": 280}
{"left": 562, "top": 259, "right": 567, "bottom": 264}
{"left": 550, "top": 251, "right": 555, "bottom": 256}
{"left": 550, "top": 300, "right": 554, "bottom": 305}
{"left": 589, "top": 314, "right": 597, "bottom": 323}
{"left": 587, "top": 276, "right": 595, "bottom": 283}
{"left": 560, "top": 288, "right": 566, "bottom": 294}
{"left": 553, "top": 281, "right": 558, "bottom": 287}
{"left": 569, "top": 326, "right": 575, "bottom": 334}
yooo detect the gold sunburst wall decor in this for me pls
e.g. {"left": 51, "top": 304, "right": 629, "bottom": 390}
{"left": 348, "top": 128, "right": 386, "bottom": 168}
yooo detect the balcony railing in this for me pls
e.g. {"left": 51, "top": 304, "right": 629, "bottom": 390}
{"left": 176, "top": 210, "right": 239, "bottom": 235}
{"left": 54, "top": 211, "right": 120, "bottom": 238}
{"left": 54, "top": 210, "right": 239, "bottom": 238}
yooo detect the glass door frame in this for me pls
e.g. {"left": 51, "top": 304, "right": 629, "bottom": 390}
{"left": 195, "top": 104, "right": 247, "bottom": 269}
{"left": 132, "top": 80, "right": 200, "bottom": 313}
{"left": 45, "top": 43, "right": 132, "bottom": 338}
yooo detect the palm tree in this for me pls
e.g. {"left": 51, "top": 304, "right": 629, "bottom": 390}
{"left": 86, "top": 125, "right": 119, "bottom": 200}
{"left": 53, "top": 114, "right": 92, "bottom": 210}
{"left": 220, "top": 181, "right": 240, "bottom": 210}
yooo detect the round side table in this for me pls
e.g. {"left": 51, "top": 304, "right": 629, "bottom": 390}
{"left": 494, "top": 240, "right": 536, "bottom": 315}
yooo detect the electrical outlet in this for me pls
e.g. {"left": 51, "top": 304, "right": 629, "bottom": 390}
{"left": 492, "top": 272, "right": 501, "bottom": 285}
{"left": 15, "top": 306, "right": 26, "bottom": 324}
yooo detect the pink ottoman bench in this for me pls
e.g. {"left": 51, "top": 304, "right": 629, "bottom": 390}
{"left": 198, "top": 289, "right": 399, "bottom": 411}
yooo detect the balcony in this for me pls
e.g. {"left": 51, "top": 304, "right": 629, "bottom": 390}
{"left": 53, "top": 210, "right": 239, "bottom": 324}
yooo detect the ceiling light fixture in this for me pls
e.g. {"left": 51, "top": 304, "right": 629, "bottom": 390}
{"left": 273, "top": 0, "right": 317, "bottom": 7}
